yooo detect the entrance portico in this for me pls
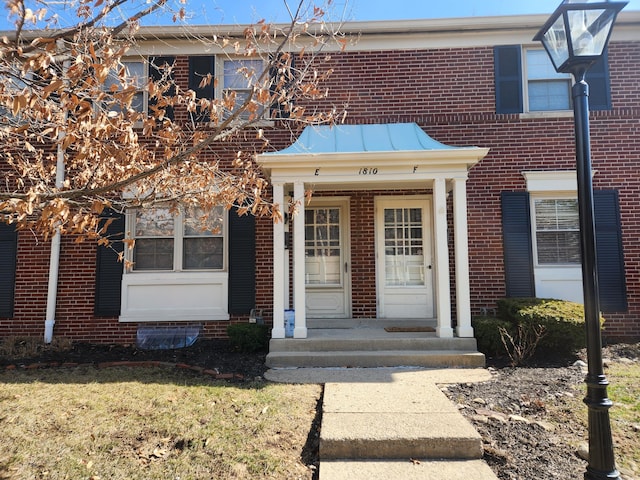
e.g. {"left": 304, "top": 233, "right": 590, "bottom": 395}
{"left": 258, "top": 123, "right": 489, "bottom": 340}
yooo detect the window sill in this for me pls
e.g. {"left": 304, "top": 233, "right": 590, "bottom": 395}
{"left": 520, "top": 110, "right": 573, "bottom": 120}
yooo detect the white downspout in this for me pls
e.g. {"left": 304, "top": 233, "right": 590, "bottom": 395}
{"left": 44, "top": 41, "right": 68, "bottom": 344}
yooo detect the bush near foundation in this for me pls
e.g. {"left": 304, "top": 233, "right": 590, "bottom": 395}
{"left": 471, "top": 316, "right": 513, "bottom": 357}
{"left": 473, "top": 298, "right": 605, "bottom": 361}
{"left": 226, "top": 324, "right": 270, "bottom": 353}
{"left": 497, "top": 297, "right": 604, "bottom": 354}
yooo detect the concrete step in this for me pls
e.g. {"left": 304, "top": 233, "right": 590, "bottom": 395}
{"left": 265, "top": 350, "right": 485, "bottom": 368}
{"left": 269, "top": 335, "right": 478, "bottom": 353}
{"left": 320, "top": 381, "right": 484, "bottom": 460}
{"left": 319, "top": 459, "right": 499, "bottom": 480}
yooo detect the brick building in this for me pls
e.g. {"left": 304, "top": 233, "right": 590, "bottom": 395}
{"left": 1, "top": 11, "right": 639, "bottom": 349}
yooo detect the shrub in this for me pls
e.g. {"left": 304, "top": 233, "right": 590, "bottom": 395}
{"left": 226, "top": 323, "right": 270, "bottom": 353}
{"left": 472, "top": 316, "right": 513, "bottom": 357}
{"left": 496, "top": 297, "right": 604, "bottom": 356}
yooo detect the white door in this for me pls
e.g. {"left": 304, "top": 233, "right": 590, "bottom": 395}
{"left": 376, "top": 197, "right": 434, "bottom": 318}
{"left": 305, "top": 199, "right": 351, "bottom": 318}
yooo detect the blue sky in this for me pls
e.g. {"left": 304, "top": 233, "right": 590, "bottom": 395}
{"left": 197, "top": 0, "right": 640, "bottom": 25}
{"left": 2, "top": 0, "right": 639, "bottom": 30}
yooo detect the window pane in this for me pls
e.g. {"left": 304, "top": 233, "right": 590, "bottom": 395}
{"left": 383, "top": 207, "right": 424, "bottom": 286}
{"left": 529, "top": 80, "right": 571, "bottom": 111}
{"left": 133, "top": 238, "right": 174, "bottom": 270}
{"left": 537, "top": 231, "right": 581, "bottom": 264}
{"left": 104, "top": 62, "right": 145, "bottom": 91}
{"left": 184, "top": 206, "right": 224, "bottom": 236}
{"left": 224, "top": 59, "right": 263, "bottom": 89}
{"left": 184, "top": 237, "right": 223, "bottom": 269}
{"left": 305, "top": 207, "right": 341, "bottom": 285}
{"left": 526, "top": 50, "right": 568, "bottom": 80}
{"left": 135, "top": 208, "right": 174, "bottom": 237}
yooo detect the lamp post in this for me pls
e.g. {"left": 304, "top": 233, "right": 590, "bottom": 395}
{"left": 534, "top": 2, "right": 627, "bottom": 479}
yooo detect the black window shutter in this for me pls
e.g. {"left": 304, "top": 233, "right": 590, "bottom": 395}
{"left": 270, "top": 52, "right": 296, "bottom": 119}
{"left": 0, "top": 223, "right": 18, "bottom": 317}
{"left": 94, "top": 211, "right": 125, "bottom": 316}
{"left": 149, "top": 56, "right": 176, "bottom": 120}
{"left": 189, "top": 56, "right": 215, "bottom": 123}
{"left": 494, "top": 45, "right": 524, "bottom": 114}
{"left": 586, "top": 51, "right": 611, "bottom": 111}
{"left": 228, "top": 208, "right": 256, "bottom": 315}
{"left": 594, "top": 190, "right": 627, "bottom": 312}
{"left": 501, "top": 192, "right": 535, "bottom": 297}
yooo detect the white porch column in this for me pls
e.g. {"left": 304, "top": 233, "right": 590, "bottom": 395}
{"left": 271, "top": 183, "right": 286, "bottom": 338}
{"left": 292, "top": 181, "right": 308, "bottom": 338}
{"left": 452, "top": 177, "right": 474, "bottom": 338}
{"left": 433, "top": 178, "right": 453, "bottom": 338}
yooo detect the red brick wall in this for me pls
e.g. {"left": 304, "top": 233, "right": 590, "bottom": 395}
{"left": 2, "top": 41, "right": 639, "bottom": 342}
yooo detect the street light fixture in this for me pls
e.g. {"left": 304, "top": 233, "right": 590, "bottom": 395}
{"left": 534, "top": 2, "right": 627, "bottom": 480}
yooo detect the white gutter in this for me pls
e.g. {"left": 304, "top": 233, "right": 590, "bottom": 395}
{"left": 44, "top": 41, "right": 68, "bottom": 344}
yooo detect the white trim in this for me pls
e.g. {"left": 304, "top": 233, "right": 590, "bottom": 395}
{"left": 292, "top": 181, "right": 308, "bottom": 338}
{"left": 523, "top": 170, "right": 577, "bottom": 193}
{"left": 272, "top": 183, "right": 286, "bottom": 338}
{"left": 119, "top": 271, "right": 230, "bottom": 322}
{"left": 117, "top": 12, "right": 640, "bottom": 55}
{"left": 452, "top": 178, "right": 473, "bottom": 338}
{"left": 433, "top": 179, "right": 453, "bottom": 338}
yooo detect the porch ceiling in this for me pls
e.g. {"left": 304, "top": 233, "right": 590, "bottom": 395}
{"left": 257, "top": 123, "right": 489, "bottom": 187}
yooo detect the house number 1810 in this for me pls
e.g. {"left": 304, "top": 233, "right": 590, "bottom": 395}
{"left": 358, "top": 167, "right": 378, "bottom": 175}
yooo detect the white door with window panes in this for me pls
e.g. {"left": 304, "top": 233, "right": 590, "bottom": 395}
{"left": 375, "top": 197, "right": 434, "bottom": 318}
{"left": 304, "top": 200, "right": 351, "bottom": 318}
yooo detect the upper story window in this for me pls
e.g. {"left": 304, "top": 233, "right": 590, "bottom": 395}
{"left": 532, "top": 197, "right": 580, "bottom": 265}
{"left": 104, "top": 60, "right": 146, "bottom": 114}
{"left": 222, "top": 58, "right": 265, "bottom": 120}
{"left": 494, "top": 45, "right": 611, "bottom": 114}
{"left": 101, "top": 57, "right": 175, "bottom": 120}
{"left": 188, "top": 55, "right": 267, "bottom": 122}
{"left": 130, "top": 206, "right": 226, "bottom": 271}
{"left": 525, "top": 49, "right": 572, "bottom": 112}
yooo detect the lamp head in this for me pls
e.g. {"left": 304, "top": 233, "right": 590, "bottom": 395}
{"left": 533, "top": 0, "right": 627, "bottom": 74}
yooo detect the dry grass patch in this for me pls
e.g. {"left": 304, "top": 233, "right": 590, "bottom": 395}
{"left": 0, "top": 366, "right": 321, "bottom": 479}
{"left": 548, "top": 361, "right": 640, "bottom": 477}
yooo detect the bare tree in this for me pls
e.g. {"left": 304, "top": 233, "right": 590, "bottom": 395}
{"left": 0, "top": 0, "right": 347, "bottom": 244}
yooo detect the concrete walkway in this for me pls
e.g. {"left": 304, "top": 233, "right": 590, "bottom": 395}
{"left": 265, "top": 367, "right": 499, "bottom": 480}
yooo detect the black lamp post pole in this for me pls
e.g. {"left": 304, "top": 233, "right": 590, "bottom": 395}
{"left": 570, "top": 65, "right": 620, "bottom": 480}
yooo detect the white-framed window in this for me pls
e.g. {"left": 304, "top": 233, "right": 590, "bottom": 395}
{"left": 524, "top": 49, "right": 572, "bottom": 112}
{"left": 532, "top": 196, "right": 580, "bottom": 266}
{"left": 218, "top": 57, "right": 266, "bottom": 120}
{"left": 103, "top": 59, "right": 146, "bottom": 114}
{"left": 129, "top": 206, "right": 226, "bottom": 271}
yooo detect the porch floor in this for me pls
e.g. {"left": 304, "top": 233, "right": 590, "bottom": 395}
{"left": 266, "top": 319, "right": 485, "bottom": 369}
